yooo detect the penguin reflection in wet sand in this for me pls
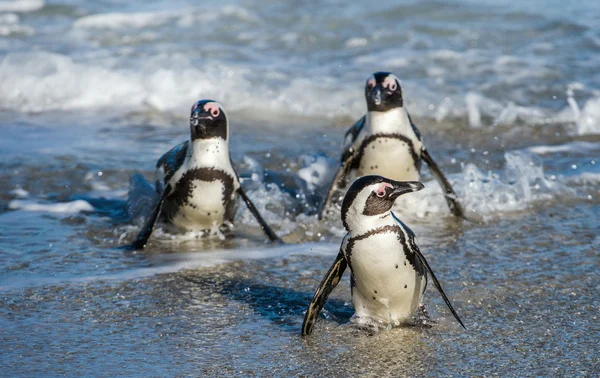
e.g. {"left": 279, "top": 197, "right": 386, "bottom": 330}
{"left": 319, "top": 72, "right": 464, "bottom": 218}
{"left": 132, "top": 100, "right": 281, "bottom": 249}
{"left": 302, "top": 175, "right": 465, "bottom": 335}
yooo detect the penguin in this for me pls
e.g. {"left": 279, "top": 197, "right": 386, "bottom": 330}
{"left": 132, "top": 100, "right": 282, "bottom": 249}
{"left": 319, "top": 72, "right": 464, "bottom": 219}
{"left": 302, "top": 175, "right": 465, "bottom": 336}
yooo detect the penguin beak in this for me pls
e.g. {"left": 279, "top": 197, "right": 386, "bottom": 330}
{"left": 390, "top": 181, "right": 424, "bottom": 199}
{"left": 371, "top": 86, "right": 382, "bottom": 106}
{"left": 192, "top": 111, "right": 212, "bottom": 121}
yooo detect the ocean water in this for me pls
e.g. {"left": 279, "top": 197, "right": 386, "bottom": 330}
{"left": 1, "top": 0, "right": 599, "bottom": 376}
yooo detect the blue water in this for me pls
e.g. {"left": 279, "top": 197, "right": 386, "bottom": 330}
{"left": 0, "top": 0, "right": 599, "bottom": 376}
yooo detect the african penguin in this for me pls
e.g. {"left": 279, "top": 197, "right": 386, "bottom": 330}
{"left": 302, "top": 175, "right": 465, "bottom": 335}
{"left": 132, "top": 100, "right": 281, "bottom": 249}
{"left": 319, "top": 72, "right": 464, "bottom": 218}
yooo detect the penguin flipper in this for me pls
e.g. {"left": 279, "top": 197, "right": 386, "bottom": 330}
{"left": 156, "top": 141, "right": 188, "bottom": 191}
{"left": 407, "top": 112, "right": 423, "bottom": 141}
{"left": 318, "top": 154, "right": 354, "bottom": 220}
{"left": 421, "top": 147, "right": 465, "bottom": 218}
{"left": 131, "top": 184, "right": 170, "bottom": 250}
{"left": 301, "top": 249, "right": 348, "bottom": 336}
{"left": 238, "top": 186, "right": 282, "bottom": 243}
{"left": 341, "top": 115, "right": 366, "bottom": 161}
{"left": 393, "top": 213, "right": 466, "bottom": 330}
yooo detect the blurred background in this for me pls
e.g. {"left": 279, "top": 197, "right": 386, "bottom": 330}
{"left": 0, "top": 0, "right": 598, "bottom": 376}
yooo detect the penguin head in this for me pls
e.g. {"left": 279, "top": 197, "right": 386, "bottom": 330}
{"left": 189, "top": 100, "right": 228, "bottom": 141}
{"left": 341, "top": 175, "right": 424, "bottom": 232}
{"left": 364, "top": 72, "right": 403, "bottom": 112}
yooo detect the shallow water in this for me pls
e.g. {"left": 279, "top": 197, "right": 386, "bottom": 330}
{"left": 1, "top": 0, "right": 599, "bottom": 376}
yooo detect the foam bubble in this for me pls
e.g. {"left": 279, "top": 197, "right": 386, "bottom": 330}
{"left": 576, "top": 97, "right": 600, "bottom": 135}
{"left": 297, "top": 154, "right": 336, "bottom": 192}
{"left": 527, "top": 141, "right": 598, "bottom": 155}
{"left": 74, "top": 11, "right": 179, "bottom": 30}
{"left": 0, "top": 0, "right": 44, "bottom": 12}
{"left": 0, "top": 13, "right": 34, "bottom": 36}
{"left": 9, "top": 187, "right": 29, "bottom": 198}
{"left": 8, "top": 199, "right": 94, "bottom": 213}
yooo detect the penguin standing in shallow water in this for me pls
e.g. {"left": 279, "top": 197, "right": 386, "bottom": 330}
{"left": 302, "top": 175, "right": 465, "bottom": 335}
{"left": 319, "top": 72, "right": 464, "bottom": 218}
{"left": 132, "top": 100, "right": 281, "bottom": 249}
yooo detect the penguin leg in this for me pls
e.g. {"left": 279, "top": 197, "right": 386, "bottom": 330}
{"left": 421, "top": 147, "right": 465, "bottom": 218}
{"left": 237, "top": 187, "right": 282, "bottom": 243}
{"left": 301, "top": 250, "right": 347, "bottom": 336}
{"left": 318, "top": 155, "right": 354, "bottom": 220}
{"left": 411, "top": 243, "right": 467, "bottom": 330}
{"left": 131, "top": 184, "right": 170, "bottom": 250}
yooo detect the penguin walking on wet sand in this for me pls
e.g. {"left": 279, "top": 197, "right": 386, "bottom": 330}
{"left": 319, "top": 72, "right": 464, "bottom": 219}
{"left": 302, "top": 175, "right": 465, "bottom": 335}
{"left": 132, "top": 100, "right": 282, "bottom": 249}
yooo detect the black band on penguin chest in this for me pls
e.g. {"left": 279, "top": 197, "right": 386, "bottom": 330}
{"left": 161, "top": 167, "right": 236, "bottom": 220}
{"left": 352, "top": 133, "right": 421, "bottom": 171}
{"left": 345, "top": 225, "right": 425, "bottom": 276}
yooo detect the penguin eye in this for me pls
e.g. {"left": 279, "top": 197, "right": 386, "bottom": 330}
{"left": 366, "top": 78, "right": 376, "bottom": 88}
{"left": 203, "top": 103, "right": 221, "bottom": 118}
{"left": 389, "top": 81, "right": 397, "bottom": 91}
{"left": 374, "top": 183, "right": 393, "bottom": 198}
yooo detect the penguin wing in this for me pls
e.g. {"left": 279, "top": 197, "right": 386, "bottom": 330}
{"left": 301, "top": 249, "right": 348, "bottom": 336}
{"left": 317, "top": 153, "right": 354, "bottom": 220}
{"left": 391, "top": 212, "right": 467, "bottom": 330}
{"left": 229, "top": 159, "right": 282, "bottom": 243}
{"left": 341, "top": 115, "right": 366, "bottom": 162}
{"left": 406, "top": 111, "right": 422, "bottom": 141}
{"left": 317, "top": 116, "right": 365, "bottom": 219}
{"left": 130, "top": 183, "right": 172, "bottom": 249}
{"left": 420, "top": 147, "right": 465, "bottom": 218}
{"left": 155, "top": 140, "right": 189, "bottom": 193}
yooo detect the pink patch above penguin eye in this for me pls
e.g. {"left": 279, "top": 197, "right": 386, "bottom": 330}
{"left": 383, "top": 76, "right": 398, "bottom": 91}
{"left": 375, "top": 183, "right": 393, "bottom": 197}
{"left": 366, "top": 78, "right": 376, "bottom": 88}
{"left": 204, "top": 103, "right": 220, "bottom": 118}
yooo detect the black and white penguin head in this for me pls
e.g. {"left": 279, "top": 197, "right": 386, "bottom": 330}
{"left": 364, "top": 72, "right": 403, "bottom": 112}
{"left": 189, "top": 100, "right": 228, "bottom": 141}
{"left": 341, "top": 175, "right": 424, "bottom": 233}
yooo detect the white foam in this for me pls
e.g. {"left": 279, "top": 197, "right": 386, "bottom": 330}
{"left": 0, "top": 13, "right": 34, "bottom": 36}
{"left": 571, "top": 172, "right": 600, "bottom": 185}
{"left": 0, "top": 242, "right": 338, "bottom": 291}
{"left": 297, "top": 155, "right": 336, "bottom": 192}
{"left": 345, "top": 38, "right": 368, "bottom": 48}
{"left": 1, "top": 46, "right": 597, "bottom": 128}
{"left": 0, "top": 0, "right": 43, "bottom": 12}
{"left": 394, "top": 151, "right": 567, "bottom": 219}
{"left": 74, "top": 11, "right": 179, "bottom": 30}
{"left": 0, "top": 51, "right": 364, "bottom": 120}
{"left": 8, "top": 199, "right": 94, "bottom": 213}
{"left": 576, "top": 96, "right": 600, "bottom": 135}
{"left": 527, "top": 141, "right": 599, "bottom": 155}
{"left": 9, "top": 187, "right": 29, "bottom": 198}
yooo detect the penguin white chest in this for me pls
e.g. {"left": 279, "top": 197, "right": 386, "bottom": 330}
{"left": 347, "top": 231, "right": 425, "bottom": 325}
{"left": 171, "top": 179, "right": 231, "bottom": 230}
{"left": 357, "top": 137, "right": 420, "bottom": 181}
